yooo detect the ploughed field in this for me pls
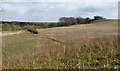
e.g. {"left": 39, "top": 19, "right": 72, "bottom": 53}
{"left": 2, "top": 20, "right": 119, "bottom": 69}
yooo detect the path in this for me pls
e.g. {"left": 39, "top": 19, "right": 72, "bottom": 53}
{"left": 0, "top": 31, "right": 24, "bottom": 36}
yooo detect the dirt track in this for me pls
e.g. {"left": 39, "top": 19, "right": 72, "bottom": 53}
{"left": 0, "top": 31, "right": 24, "bottom": 36}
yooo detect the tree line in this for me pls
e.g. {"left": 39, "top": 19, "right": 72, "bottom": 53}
{"left": 1, "top": 16, "right": 106, "bottom": 31}
{"left": 58, "top": 16, "right": 105, "bottom": 26}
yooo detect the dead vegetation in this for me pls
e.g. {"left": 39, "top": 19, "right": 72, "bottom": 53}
{"left": 2, "top": 20, "right": 119, "bottom": 69}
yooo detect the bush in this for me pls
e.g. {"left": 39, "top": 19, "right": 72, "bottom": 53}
{"left": 2, "top": 23, "right": 22, "bottom": 31}
{"left": 27, "top": 28, "right": 38, "bottom": 34}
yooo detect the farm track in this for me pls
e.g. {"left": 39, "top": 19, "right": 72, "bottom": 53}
{"left": 0, "top": 31, "right": 24, "bottom": 36}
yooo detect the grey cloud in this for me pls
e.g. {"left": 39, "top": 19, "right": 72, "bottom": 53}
{"left": 2, "top": 2, "right": 118, "bottom": 22}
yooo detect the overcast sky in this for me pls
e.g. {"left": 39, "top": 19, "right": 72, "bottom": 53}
{"left": 1, "top": 0, "right": 119, "bottom": 22}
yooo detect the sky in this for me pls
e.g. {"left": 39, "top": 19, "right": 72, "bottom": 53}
{"left": 0, "top": 0, "right": 119, "bottom": 22}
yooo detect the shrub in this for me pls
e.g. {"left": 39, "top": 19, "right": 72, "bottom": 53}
{"left": 27, "top": 28, "right": 38, "bottom": 34}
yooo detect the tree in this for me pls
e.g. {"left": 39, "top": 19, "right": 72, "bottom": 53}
{"left": 59, "top": 17, "right": 78, "bottom": 26}
{"left": 76, "top": 17, "right": 85, "bottom": 24}
{"left": 94, "top": 16, "right": 105, "bottom": 20}
{"left": 85, "top": 17, "right": 91, "bottom": 24}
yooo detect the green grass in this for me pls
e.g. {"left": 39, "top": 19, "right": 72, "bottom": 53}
{"left": 2, "top": 20, "right": 119, "bottom": 69}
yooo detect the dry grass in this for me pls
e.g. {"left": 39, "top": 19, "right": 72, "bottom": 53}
{"left": 2, "top": 20, "right": 119, "bottom": 69}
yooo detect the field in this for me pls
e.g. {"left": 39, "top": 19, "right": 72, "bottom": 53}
{"left": 2, "top": 20, "right": 119, "bottom": 69}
